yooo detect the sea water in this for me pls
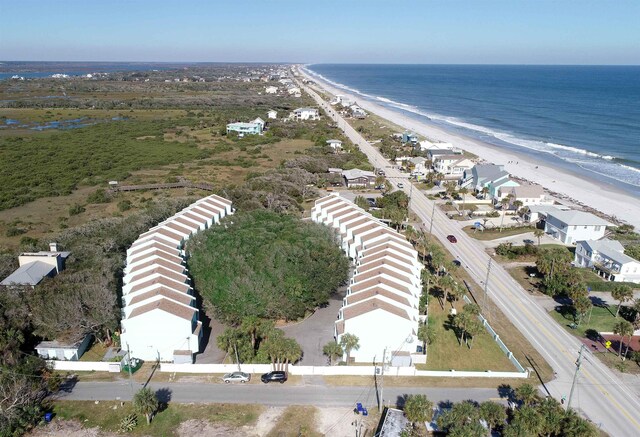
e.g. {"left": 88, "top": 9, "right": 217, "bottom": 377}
{"left": 307, "top": 64, "right": 640, "bottom": 196}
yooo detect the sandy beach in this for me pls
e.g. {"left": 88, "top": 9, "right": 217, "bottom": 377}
{"left": 300, "top": 66, "right": 640, "bottom": 230}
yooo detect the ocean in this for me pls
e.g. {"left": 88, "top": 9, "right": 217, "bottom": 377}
{"left": 306, "top": 64, "right": 640, "bottom": 196}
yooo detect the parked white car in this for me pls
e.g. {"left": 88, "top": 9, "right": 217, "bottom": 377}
{"left": 222, "top": 372, "right": 251, "bottom": 383}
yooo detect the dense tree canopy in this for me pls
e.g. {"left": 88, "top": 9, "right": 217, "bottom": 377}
{"left": 188, "top": 211, "right": 349, "bottom": 324}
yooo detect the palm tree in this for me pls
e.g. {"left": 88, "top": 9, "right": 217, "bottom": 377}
{"left": 458, "top": 187, "right": 469, "bottom": 216}
{"left": 612, "top": 285, "right": 633, "bottom": 318}
{"left": 613, "top": 319, "right": 634, "bottom": 359}
{"left": 417, "top": 321, "right": 435, "bottom": 352}
{"left": 322, "top": 341, "right": 343, "bottom": 365}
{"left": 339, "top": 333, "right": 360, "bottom": 365}
{"left": 538, "top": 396, "right": 564, "bottom": 436}
{"left": 133, "top": 387, "right": 159, "bottom": 425}
{"left": 479, "top": 401, "right": 507, "bottom": 434}
{"left": 454, "top": 312, "right": 473, "bottom": 346}
{"left": 561, "top": 408, "right": 599, "bottom": 437}
{"left": 505, "top": 405, "right": 542, "bottom": 436}
{"left": 573, "top": 295, "right": 592, "bottom": 326}
{"left": 533, "top": 228, "right": 545, "bottom": 246}
{"left": 240, "top": 316, "right": 274, "bottom": 352}
{"left": 354, "top": 195, "right": 370, "bottom": 211}
{"left": 437, "top": 400, "right": 479, "bottom": 432}
{"left": 499, "top": 196, "right": 511, "bottom": 232}
{"left": 514, "top": 383, "right": 539, "bottom": 407}
{"left": 481, "top": 186, "right": 490, "bottom": 199}
{"left": 403, "top": 394, "right": 433, "bottom": 430}
{"left": 438, "top": 275, "right": 456, "bottom": 310}
{"left": 512, "top": 200, "right": 523, "bottom": 216}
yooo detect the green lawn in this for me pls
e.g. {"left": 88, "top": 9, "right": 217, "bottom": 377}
{"left": 52, "top": 401, "right": 262, "bottom": 436}
{"left": 418, "top": 299, "right": 516, "bottom": 372}
{"left": 463, "top": 225, "right": 536, "bottom": 241}
{"left": 549, "top": 304, "right": 619, "bottom": 338}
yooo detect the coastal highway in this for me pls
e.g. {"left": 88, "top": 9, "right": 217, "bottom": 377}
{"left": 298, "top": 71, "right": 640, "bottom": 437}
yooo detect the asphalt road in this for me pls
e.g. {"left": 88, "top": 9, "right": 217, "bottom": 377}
{"left": 299, "top": 73, "right": 640, "bottom": 437}
{"left": 58, "top": 380, "right": 503, "bottom": 410}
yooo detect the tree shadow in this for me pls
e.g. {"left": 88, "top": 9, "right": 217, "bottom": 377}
{"left": 585, "top": 329, "right": 602, "bottom": 343}
{"left": 57, "top": 375, "right": 78, "bottom": 394}
{"left": 438, "top": 400, "right": 454, "bottom": 409}
{"left": 155, "top": 387, "right": 172, "bottom": 413}
{"left": 554, "top": 305, "right": 575, "bottom": 322}
{"left": 497, "top": 384, "right": 514, "bottom": 401}
{"left": 589, "top": 296, "right": 607, "bottom": 308}
{"left": 395, "top": 394, "right": 408, "bottom": 408}
{"left": 619, "top": 306, "right": 636, "bottom": 323}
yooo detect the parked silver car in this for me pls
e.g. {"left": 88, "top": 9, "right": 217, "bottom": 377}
{"left": 222, "top": 371, "right": 251, "bottom": 383}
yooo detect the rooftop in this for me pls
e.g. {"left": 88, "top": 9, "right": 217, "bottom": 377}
{"left": 1, "top": 261, "right": 56, "bottom": 286}
{"left": 548, "top": 209, "right": 612, "bottom": 227}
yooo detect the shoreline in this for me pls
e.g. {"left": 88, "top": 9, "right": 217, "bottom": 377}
{"left": 300, "top": 66, "right": 640, "bottom": 230}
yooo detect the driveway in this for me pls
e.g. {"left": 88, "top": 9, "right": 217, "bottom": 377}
{"left": 281, "top": 282, "right": 348, "bottom": 366}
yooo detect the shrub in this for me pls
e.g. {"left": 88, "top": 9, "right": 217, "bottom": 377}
{"left": 117, "top": 200, "right": 132, "bottom": 212}
{"left": 69, "top": 204, "right": 86, "bottom": 216}
{"left": 5, "top": 226, "right": 26, "bottom": 237}
{"left": 87, "top": 188, "right": 111, "bottom": 204}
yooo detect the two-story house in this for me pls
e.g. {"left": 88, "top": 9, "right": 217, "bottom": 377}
{"left": 575, "top": 239, "right": 640, "bottom": 283}
{"left": 544, "top": 208, "right": 612, "bottom": 245}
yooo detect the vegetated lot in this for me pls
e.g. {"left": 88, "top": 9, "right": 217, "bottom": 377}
{"left": 463, "top": 225, "right": 536, "bottom": 241}
{"left": 417, "top": 299, "right": 515, "bottom": 372}
{"left": 50, "top": 401, "right": 261, "bottom": 436}
{"left": 266, "top": 406, "right": 322, "bottom": 437}
{"left": 0, "top": 69, "right": 368, "bottom": 247}
{"left": 550, "top": 303, "right": 621, "bottom": 337}
{"left": 188, "top": 210, "right": 349, "bottom": 324}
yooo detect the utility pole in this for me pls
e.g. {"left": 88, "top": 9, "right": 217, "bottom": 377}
{"left": 378, "top": 347, "right": 387, "bottom": 413}
{"left": 126, "top": 343, "right": 133, "bottom": 393}
{"left": 567, "top": 344, "right": 586, "bottom": 410}
{"left": 428, "top": 202, "right": 436, "bottom": 236}
{"left": 483, "top": 258, "right": 492, "bottom": 318}
{"left": 234, "top": 342, "right": 241, "bottom": 372}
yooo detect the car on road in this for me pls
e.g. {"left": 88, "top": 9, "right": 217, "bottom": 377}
{"left": 222, "top": 372, "right": 251, "bottom": 384}
{"left": 452, "top": 259, "right": 461, "bottom": 267}
{"left": 397, "top": 182, "right": 404, "bottom": 188}
{"left": 446, "top": 235, "right": 457, "bottom": 243}
{"left": 261, "top": 371, "right": 287, "bottom": 384}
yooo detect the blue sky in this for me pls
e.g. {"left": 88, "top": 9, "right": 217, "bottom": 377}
{"left": 1, "top": 0, "right": 638, "bottom": 64}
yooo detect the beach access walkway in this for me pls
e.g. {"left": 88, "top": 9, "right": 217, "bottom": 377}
{"left": 298, "top": 72, "right": 640, "bottom": 437}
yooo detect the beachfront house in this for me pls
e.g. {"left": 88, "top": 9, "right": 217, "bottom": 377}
{"left": 488, "top": 178, "right": 520, "bottom": 201}
{"left": 459, "top": 163, "right": 510, "bottom": 192}
{"left": 418, "top": 140, "right": 454, "bottom": 152}
{"left": 226, "top": 120, "right": 263, "bottom": 136}
{"left": 495, "top": 184, "right": 552, "bottom": 209}
{"left": 311, "top": 195, "right": 423, "bottom": 365}
{"left": 350, "top": 106, "right": 367, "bottom": 119}
{"left": 267, "top": 110, "right": 278, "bottom": 119}
{"left": 575, "top": 239, "right": 640, "bottom": 283}
{"left": 542, "top": 207, "right": 612, "bottom": 245}
{"left": 342, "top": 169, "right": 376, "bottom": 188}
{"left": 433, "top": 156, "right": 474, "bottom": 177}
{"left": 326, "top": 139, "right": 343, "bottom": 153}
{"left": 426, "top": 149, "right": 462, "bottom": 161}
{"left": 1, "top": 243, "right": 71, "bottom": 288}
{"left": 402, "top": 131, "right": 419, "bottom": 144}
{"left": 265, "top": 86, "right": 278, "bottom": 94}
{"left": 291, "top": 107, "right": 320, "bottom": 121}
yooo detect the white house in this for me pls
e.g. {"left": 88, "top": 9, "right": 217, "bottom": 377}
{"left": 311, "top": 195, "right": 423, "bottom": 366}
{"left": 1, "top": 243, "right": 71, "bottom": 287}
{"left": 265, "top": 86, "right": 278, "bottom": 94}
{"left": 543, "top": 207, "right": 612, "bottom": 245}
{"left": 409, "top": 157, "right": 429, "bottom": 177}
{"left": 460, "top": 164, "right": 509, "bottom": 192}
{"left": 287, "top": 86, "right": 301, "bottom": 95}
{"left": 496, "top": 184, "right": 552, "bottom": 208}
{"left": 326, "top": 139, "right": 343, "bottom": 152}
{"left": 575, "top": 239, "right": 640, "bottom": 283}
{"left": 291, "top": 107, "right": 320, "bottom": 121}
{"left": 267, "top": 110, "right": 278, "bottom": 119}
{"left": 35, "top": 335, "right": 92, "bottom": 361}
{"left": 418, "top": 141, "right": 454, "bottom": 152}
{"left": 433, "top": 156, "right": 474, "bottom": 177}
{"left": 120, "top": 194, "right": 233, "bottom": 363}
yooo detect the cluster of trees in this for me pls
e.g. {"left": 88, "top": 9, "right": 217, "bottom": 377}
{"left": 216, "top": 316, "right": 302, "bottom": 368}
{"left": 369, "top": 190, "right": 410, "bottom": 230}
{"left": 450, "top": 303, "right": 484, "bottom": 349}
{"left": 188, "top": 210, "right": 349, "bottom": 324}
{"left": 495, "top": 241, "right": 539, "bottom": 260}
{"left": 401, "top": 385, "right": 598, "bottom": 437}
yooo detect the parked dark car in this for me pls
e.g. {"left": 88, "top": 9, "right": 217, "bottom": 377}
{"left": 261, "top": 371, "right": 287, "bottom": 384}
{"left": 446, "top": 235, "right": 457, "bottom": 243}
